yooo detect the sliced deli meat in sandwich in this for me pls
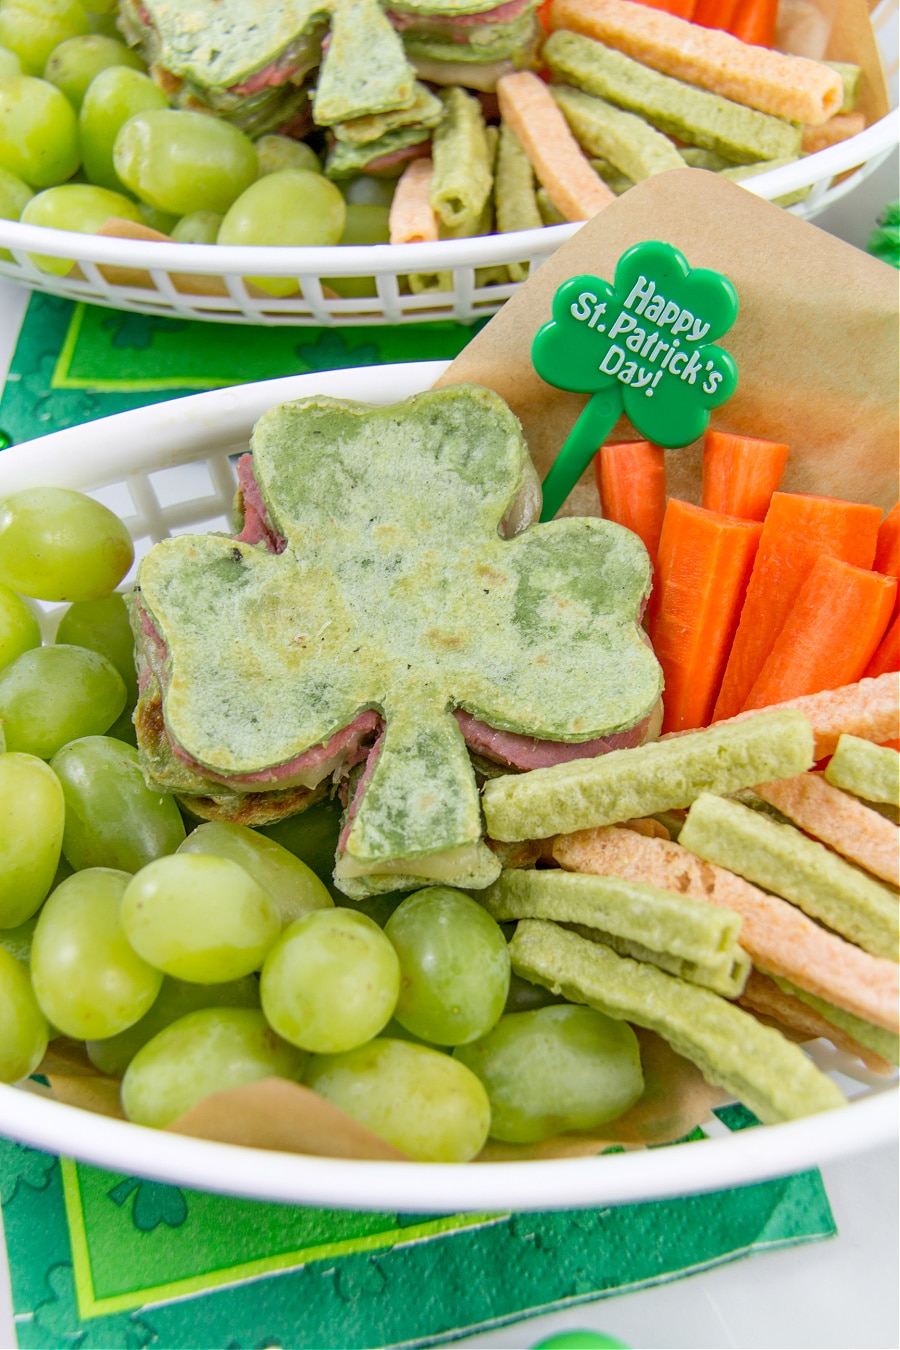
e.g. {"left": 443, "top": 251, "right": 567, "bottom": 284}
{"left": 131, "top": 386, "right": 662, "bottom": 896}
{"left": 118, "top": 0, "right": 328, "bottom": 135}
{"left": 387, "top": 0, "right": 541, "bottom": 90}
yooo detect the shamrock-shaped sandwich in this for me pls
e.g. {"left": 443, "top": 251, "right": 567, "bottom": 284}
{"left": 132, "top": 385, "right": 662, "bottom": 897}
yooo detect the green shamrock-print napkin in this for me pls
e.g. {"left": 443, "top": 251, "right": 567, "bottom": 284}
{"left": 0, "top": 1110, "right": 835, "bottom": 1350}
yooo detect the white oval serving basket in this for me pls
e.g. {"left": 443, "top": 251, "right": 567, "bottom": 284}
{"left": 0, "top": 0, "right": 897, "bottom": 327}
{"left": 0, "top": 360, "right": 896, "bottom": 1212}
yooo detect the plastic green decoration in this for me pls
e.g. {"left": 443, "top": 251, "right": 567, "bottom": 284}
{"left": 532, "top": 240, "right": 739, "bottom": 520}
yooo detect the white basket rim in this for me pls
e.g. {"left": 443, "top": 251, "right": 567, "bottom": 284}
{"left": 0, "top": 111, "right": 896, "bottom": 274}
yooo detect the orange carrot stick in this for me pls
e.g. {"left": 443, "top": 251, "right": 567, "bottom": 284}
{"left": 729, "top": 0, "right": 779, "bottom": 47}
{"left": 865, "top": 614, "right": 899, "bottom": 679}
{"left": 742, "top": 554, "right": 898, "bottom": 711}
{"left": 700, "top": 430, "right": 788, "bottom": 522}
{"left": 712, "top": 492, "right": 882, "bottom": 721}
{"left": 638, "top": 0, "right": 697, "bottom": 16}
{"left": 874, "top": 503, "right": 899, "bottom": 577}
{"left": 647, "top": 500, "right": 762, "bottom": 733}
{"left": 692, "top": 0, "right": 741, "bottom": 31}
{"left": 596, "top": 440, "right": 667, "bottom": 567}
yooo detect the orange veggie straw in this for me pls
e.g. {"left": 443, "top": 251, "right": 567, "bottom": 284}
{"left": 756, "top": 771, "right": 900, "bottom": 886}
{"left": 701, "top": 429, "right": 788, "bottom": 521}
{"left": 875, "top": 503, "right": 900, "bottom": 577}
{"left": 713, "top": 492, "right": 882, "bottom": 721}
{"left": 742, "top": 554, "right": 898, "bottom": 711}
{"left": 865, "top": 614, "right": 899, "bottom": 679}
{"left": 497, "top": 70, "right": 614, "bottom": 221}
{"left": 692, "top": 0, "right": 740, "bottom": 29}
{"left": 648, "top": 500, "right": 762, "bottom": 733}
{"left": 668, "top": 673, "right": 900, "bottom": 759}
{"left": 729, "top": 0, "right": 779, "bottom": 47}
{"left": 547, "top": 0, "right": 844, "bottom": 124}
{"left": 801, "top": 113, "right": 866, "bottom": 156}
{"left": 596, "top": 440, "right": 666, "bottom": 566}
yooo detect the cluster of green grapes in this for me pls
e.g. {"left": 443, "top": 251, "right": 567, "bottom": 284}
{"left": 0, "top": 0, "right": 389, "bottom": 289}
{"left": 0, "top": 483, "right": 644, "bottom": 1163}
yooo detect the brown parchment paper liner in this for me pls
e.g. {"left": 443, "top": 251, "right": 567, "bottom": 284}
{"left": 38, "top": 1029, "right": 728, "bottom": 1161}
{"left": 435, "top": 169, "right": 899, "bottom": 518}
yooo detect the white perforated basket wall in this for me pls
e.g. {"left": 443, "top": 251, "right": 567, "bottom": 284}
{"left": 0, "top": 0, "right": 896, "bottom": 327}
{"left": 0, "top": 363, "right": 895, "bottom": 1211}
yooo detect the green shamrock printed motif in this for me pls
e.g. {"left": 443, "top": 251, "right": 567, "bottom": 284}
{"left": 134, "top": 386, "right": 661, "bottom": 896}
{"left": 108, "top": 1176, "right": 188, "bottom": 1231}
{"left": 532, "top": 240, "right": 739, "bottom": 519}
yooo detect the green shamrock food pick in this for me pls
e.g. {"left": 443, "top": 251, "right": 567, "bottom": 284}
{"left": 133, "top": 386, "right": 661, "bottom": 898}
{"left": 533, "top": 240, "right": 739, "bottom": 520}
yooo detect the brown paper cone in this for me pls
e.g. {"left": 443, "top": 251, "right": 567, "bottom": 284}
{"left": 435, "top": 170, "right": 899, "bottom": 517}
{"left": 167, "top": 1076, "right": 410, "bottom": 1160}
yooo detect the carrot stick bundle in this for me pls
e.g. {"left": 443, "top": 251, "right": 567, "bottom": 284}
{"left": 647, "top": 500, "right": 762, "bottom": 733}
{"left": 596, "top": 440, "right": 666, "bottom": 567}
{"left": 692, "top": 0, "right": 740, "bottom": 31}
{"left": 700, "top": 430, "right": 788, "bottom": 521}
{"left": 730, "top": 0, "right": 779, "bottom": 48}
{"left": 712, "top": 492, "right": 882, "bottom": 721}
{"left": 865, "top": 615, "right": 899, "bottom": 679}
{"left": 875, "top": 503, "right": 900, "bottom": 578}
{"left": 742, "top": 555, "right": 897, "bottom": 712}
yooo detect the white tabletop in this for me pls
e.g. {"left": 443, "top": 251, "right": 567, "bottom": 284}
{"left": 0, "top": 156, "right": 897, "bottom": 1349}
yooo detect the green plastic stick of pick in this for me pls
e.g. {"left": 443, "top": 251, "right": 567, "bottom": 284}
{"left": 532, "top": 239, "right": 739, "bottom": 521}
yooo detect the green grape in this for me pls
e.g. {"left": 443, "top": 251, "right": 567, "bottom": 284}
{"left": 43, "top": 33, "right": 143, "bottom": 109}
{"left": 114, "top": 108, "right": 258, "bottom": 215}
{"left": 51, "top": 735, "right": 186, "bottom": 872}
{"left": 137, "top": 201, "right": 178, "bottom": 233}
{"left": 0, "top": 912, "right": 38, "bottom": 964}
{"left": 323, "top": 202, "right": 390, "bottom": 300}
{"left": 305, "top": 1037, "right": 491, "bottom": 1162}
{"left": 504, "top": 971, "right": 567, "bottom": 1014}
{"left": 178, "top": 821, "right": 332, "bottom": 927}
{"left": 385, "top": 887, "right": 510, "bottom": 1046}
{"left": 0, "top": 160, "right": 31, "bottom": 215}
{"left": 0, "top": 43, "right": 22, "bottom": 77}
{"left": 0, "top": 751, "right": 64, "bottom": 927}
{"left": 0, "top": 946, "right": 48, "bottom": 1082}
{"left": 55, "top": 593, "right": 137, "bottom": 701}
{"left": 30, "top": 867, "right": 163, "bottom": 1039}
{"left": 79, "top": 64, "right": 166, "bottom": 192}
{"left": 121, "top": 1006, "right": 306, "bottom": 1128}
{"left": 121, "top": 853, "right": 281, "bottom": 983}
{"left": 0, "top": 74, "right": 80, "bottom": 186}
{"left": 343, "top": 175, "right": 395, "bottom": 207}
{"left": 169, "top": 208, "right": 221, "bottom": 243}
{"left": 86, "top": 972, "right": 260, "bottom": 1076}
{"left": 254, "top": 134, "right": 320, "bottom": 177}
{"left": 217, "top": 169, "right": 346, "bottom": 298}
{"left": 0, "top": 0, "right": 89, "bottom": 77}
{"left": 21, "top": 181, "right": 141, "bottom": 272}
{"left": 0, "top": 582, "right": 40, "bottom": 670}
{"left": 0, "top": 644, "right": 125, "bottom": 757}
{"left": 260, "top": 796, "right": 343, "bottom": 892}
{"left": 454, "top": 1005, "right": 644, "bottom": 1144}
{"left": 0, "top": 486, "right": 134, "bottom": 600}
{"left": 260, "top": 908, "right": 399, "bottom": 1054}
